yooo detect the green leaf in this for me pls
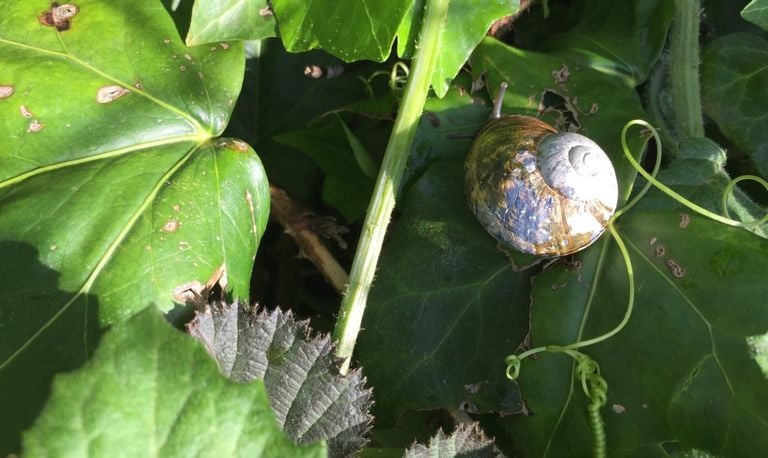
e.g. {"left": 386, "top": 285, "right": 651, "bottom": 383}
{"left": 403, "top": 78, "right": 489, "bottom": 190}
{"left": 634, "top": 137, "right": 768, "bottom": 237}
{"left": 504, "top": 209, "right": 768, "bottom": 456}
{"left": 22, "top": 307, "right": 326, "bottom": 458}
{"left": 271, "top": 0, "right": 410, "bottom": 62}
{"left": 538, "top": 0, "right": 675, "bottom": 85}
{"left": 356, "top": 159, "right": 530, "bottom": 424}
{"left": 702, "top": 33, "right": 768, "bottom": 177}
{"left": 488, "top": 135, "right": 768, "bottom": 455}
{"left": 748, "top": 331, "right": 768, "bottom": 378}
{"left": 404, "top": 423, "right": 505, "bottom": 458}
{"left": 742, "top": 0, "right": 768, "bottom": 31}
{"left": 397, "top": 0, "right": 522, "bottom": 97}
{"left": 0, "top": 1, "right": 267, "bottom": 451}
{"left": 274, "top": 118, "right": 375, "bottom": 222}
{"left": 188, "top": 302, "right": 373, "bottom": 457}
{"left": 186, "top": 0, "right": 277, "bottom": 45}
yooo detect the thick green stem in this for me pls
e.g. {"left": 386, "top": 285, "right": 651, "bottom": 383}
{"left": 333, "top": 0, "right": 450, "bottom": 374}
{"left": 670, "top": 0, "right": 704, "bottom": 138}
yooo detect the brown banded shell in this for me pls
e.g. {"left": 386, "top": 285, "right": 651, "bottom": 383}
{"left": 464, "top": 115, "right": 618, "bottom": 256}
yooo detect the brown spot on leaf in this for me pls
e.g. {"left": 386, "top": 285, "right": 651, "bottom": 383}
{"left": 97, "top": 85, "right": 130, "bottom": 104}
{"left": 666, "top": 259, "right": 685, "bottom": 278}
{"left": 552, "top": 63, "right": 570, "bottom": 84}
{"left": 179, "top": 65, "right": 186, "bottom": 71}
{"left": 259, "top": 6, "right": 273, "bottom": 16}
{"left": 184, "top": 53, "right": 192, "bottom": 61}
{"left": 27, "top": 120, "right": 44, "bottom": 133}
{"left": 655, "top": 244, "right": 666, "bottom": 258}
{"left": 20, "top": 105, "right": 33, "bottom": 118}
{"left": 220, "top": 42, "right": 230, "bottom": 50}
{"left": 0, "top": 85, "right": 14, "bottom": 99}
{"left": 612, "top": 404, "right": 627, "bottom": 414}
{"left": 162, "top": 220, "right": 180, "bottom": 232}
{"left": 679, "top": 213, "right": 691, "bottom": 228}
{"left": 39, "top": 3, "right": 79, "bottom": 31}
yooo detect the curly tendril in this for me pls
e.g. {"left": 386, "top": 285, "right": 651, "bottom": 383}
{"left": 505, "top": 119, "right": 767, "bottom": 458}
{"left": 619, "top": 120, "right": 768, "bottom": 227}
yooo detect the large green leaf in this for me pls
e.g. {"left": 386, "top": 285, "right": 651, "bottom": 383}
{"left": 23, "top": 307, "right": 326, "bottom": 457}
{"left": 0, "top": 1, "right": 267, "bottom": 451}
{"left": 504, "top": 208, "right": 768, "bottom": 457}
{"left": 271, "top": 0, "right": 410, "bottom": 62}
{"left": 702, "top": 33, "right": 768, "bottom": 177}
{"left": 186, "top": 0, "right": 277, "bottom": 46}
{"left": 539, "top": 0, "right": 674, "bottom": 85}
{"left": 356, "top": 159, "right": 530, "bottom": 425}
{"left": 358, "top": 34, "right": 652, "bottom": 427}
{"left": 397, "top": 0, "right": 522, "bottom": 97}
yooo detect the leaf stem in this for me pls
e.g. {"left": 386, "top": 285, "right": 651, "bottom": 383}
{"left": 332, "top": 0, "right": 450, "bottom": 374}
{"left": 670, "top": 0, "right": 704, "bottom": 138}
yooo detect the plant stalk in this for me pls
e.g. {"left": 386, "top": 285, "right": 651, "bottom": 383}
{"left": 333, "top": 0, "right": 450, "bottom": 374}
{"left": 670, "top": 0, "right": 704, "bottom": 138}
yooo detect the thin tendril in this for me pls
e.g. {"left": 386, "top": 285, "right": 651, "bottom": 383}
{"left": 613, "top": 120, "right": 662, "bottom": 219}
{"left": 722, "top": 174, "right": 768, "bottom": 223}
{"left": 620, "top": 120, "right": 768, "bottom": 227}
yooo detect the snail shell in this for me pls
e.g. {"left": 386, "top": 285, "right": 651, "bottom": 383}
{"left": 465, "top": 115, "right": 618, "bottom": 256}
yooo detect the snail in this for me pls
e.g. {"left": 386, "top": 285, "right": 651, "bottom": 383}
{"left": 465, "top": 83, "right": 618, "bottom": 257}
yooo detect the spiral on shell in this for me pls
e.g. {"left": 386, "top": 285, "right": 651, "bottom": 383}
{"left": 465, "top": 115, "right": 618, "bottom": 256}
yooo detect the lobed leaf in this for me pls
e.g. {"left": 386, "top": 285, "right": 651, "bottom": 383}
{"left": 505, "top": 209, "right": 768, "bottom": 456}
{"left": 0, "top": 1, "right": 267, "bottom": 451}
{"left": 356, "top": 159, "right": 530, "bottom": 425}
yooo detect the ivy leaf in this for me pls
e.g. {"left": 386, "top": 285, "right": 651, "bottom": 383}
{"left": 356, "top": 159, "right": 530, "bottom": 425}
{"left": 396, "top": 0, "right": 522, "bottom": 97}
{"left": 404, "top": 423, "right": 505, "bottom": 458}
{"left": 702, "top": 33, "right": 768, "bottom": 177}
{"left": 0, "top": 1, "right": 267, "bottom": 451}
{"left": 271, "top": 0, "right": 410, "bottom": 62}
{"left": 188, "top": 301, "right": 373, "bottom": 457}
{"left": 742, "top": 0, "right": 768, "bottom": 31}
{"left": 505, "top": 208, "right": 768, "bottom": 456}
{"left": 186, "top": 0, "right": 277, "bottom": 46}
{"left": 633, "top": 137, "right": 768, "bottom": 237}
{"left": 506, "top": 139, "right": 768, "bottom": 456}
{"left": 22, "top": 307, "right": 326, "bottom": 457}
